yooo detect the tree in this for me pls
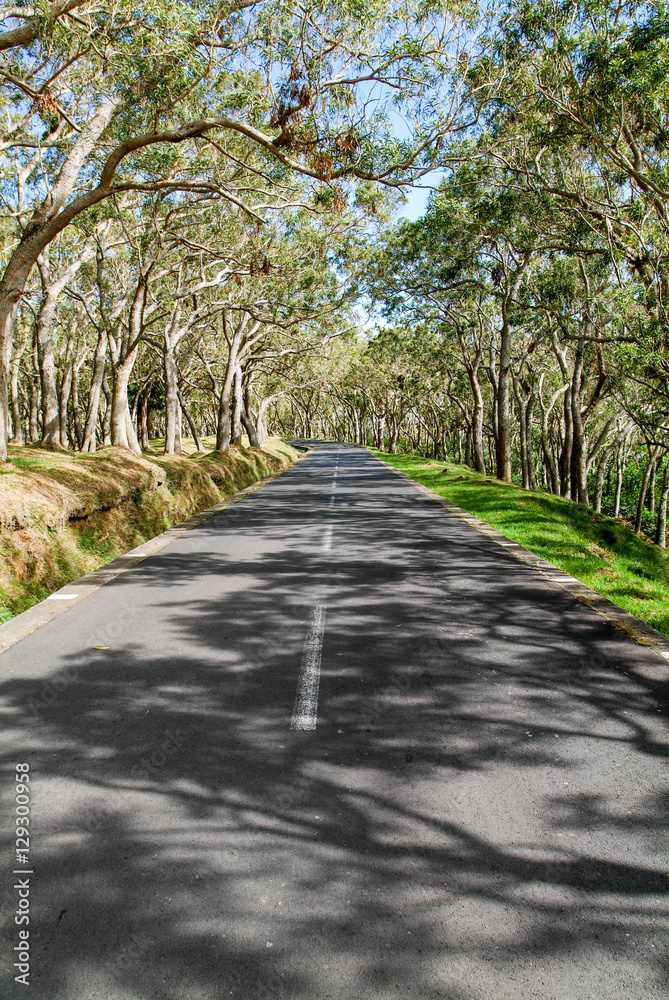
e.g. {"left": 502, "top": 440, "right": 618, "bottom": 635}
{"left": 0, "top": 0, "right": 479, "bottom": 459}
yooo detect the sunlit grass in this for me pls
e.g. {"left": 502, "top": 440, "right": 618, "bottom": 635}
{"left": 374, "top": 450, "right": 669, "bottom": 638}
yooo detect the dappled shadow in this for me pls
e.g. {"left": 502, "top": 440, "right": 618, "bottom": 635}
{"left": 393, "top": 453, "right": 669, "bottom": 636}
{"left": 1, "top": 443, "right": 668, "bottom": 999}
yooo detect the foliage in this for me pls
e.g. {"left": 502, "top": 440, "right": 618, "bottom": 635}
{"left": 4, "top": 0, "right": 669, "bottom": 626}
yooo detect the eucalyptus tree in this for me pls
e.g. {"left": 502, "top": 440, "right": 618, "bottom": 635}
{"left": 268, "top": 0, "right": 669, "bottom": 540}
{"left": 472, "top": 1, "right": 669, "bottom": 377}
{"left": 206, "top": 215, "right": 354, "bottom": 451}
{"left": 0, "top": 0, "right": 482, "bottom": 459}
{"left": 366, "top": 157, "right": 553, "bottom": 479}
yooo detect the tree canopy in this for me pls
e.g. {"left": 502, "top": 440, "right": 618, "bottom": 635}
{"left": 4, "top": 0, "right": 669, "bottom": 542}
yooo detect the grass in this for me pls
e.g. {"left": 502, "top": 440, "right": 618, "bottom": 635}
{"left": 373, "top": 450, "right": 669, "bottom": 638}
{"left": 0, "top": 437, "right": 300, "bottom": 623}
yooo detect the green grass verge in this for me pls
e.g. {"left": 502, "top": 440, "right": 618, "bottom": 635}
{"left": 373, "top": 450, "right": 669, "bottom": 638}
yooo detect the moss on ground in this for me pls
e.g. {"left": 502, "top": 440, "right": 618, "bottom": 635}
{"left": 373, "top": 450, "right": 669, "bottom": 638}
{"left": 0, "top": 438, "right": 300, "bottom": 623}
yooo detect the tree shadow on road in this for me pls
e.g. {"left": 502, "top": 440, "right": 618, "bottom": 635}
{"left": 1, "top": 451, "right": 668, "bottom": 999}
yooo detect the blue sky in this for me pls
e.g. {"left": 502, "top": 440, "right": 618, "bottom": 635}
{"left": 396, "top": 168, "right": 447, "bottom": 221}
{"left": 398, "top": 184, "right": 431, "bottom": 221}
{"left": 398, "top": 183, "right": 433, "bottom": 221}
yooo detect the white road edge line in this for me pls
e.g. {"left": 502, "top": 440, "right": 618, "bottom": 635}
{"left": 47, "top": 594, "right": 79, "bottom": 600}
{"left": 290, "top": 604, "right": 327, "bottom": 731}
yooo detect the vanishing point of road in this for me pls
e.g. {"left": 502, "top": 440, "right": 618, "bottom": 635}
{"left": 1, "top": 443, "right": 668, "bottom": 999}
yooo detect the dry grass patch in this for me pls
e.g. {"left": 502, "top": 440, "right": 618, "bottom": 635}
{"left": 0, "top": 438, "right": 300, "bottom": 622}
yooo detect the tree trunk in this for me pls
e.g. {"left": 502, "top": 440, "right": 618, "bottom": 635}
{"left": 496, "top": 312, "right": 513, "bottom": 481}
{"left": 614, "top": 449, "right": 624, "bottom": 517}
{"left": 35, "top": 254, "right": 90, "bottom": 446}
{"left": 9, "top": 328, "right": 27, "bottom": 444}
{"left": 240, "top": 379, "right": 260, "bottom": 448}
{"left": 494, "top": 258, "right": 529, "bottom": 482}
{"left": 464, "top": 427, "right": 472, "bottom": 468}
{"left": 163, "top": 344, "right": 181, "bottom": 455}
{"left": 516, "top": 381, "right": 529, "bottom": 490}
{"left": 0, "top": 100, "right": 118, "bottom": 460}
{"left": 375, "top": 415, "right": 385, "bottom": 450}
{"left": 28, "top": 332, "right": 40, "bottom": 441}
{"left": 137, "top": 381, "right": 153, "bottom": 451}
{"left": 232, "top": 367, "right": 243, "bottom": 446}
{"left": 58, "top": 329, "right": 76, "bottom": 447}
{"left": 358, "top": 405, "right": 366, "bottom": 445}
{"left": 594, "top": 449, "right": 609, "bottom": 514}
{"left": 35, "top": 292, "right": 61, "bottom": 445}
{"left": 174, "top": 397, "right": 182, "bottom": 454}
{"left": 216, "top": 389, "right": 231, "bottom": 452}
{"left": 648, "top": 462, "right": 657, "bottom": 515}
{"left": 525, "top": 392, "right": 536, "bottom": 489}
{"left": 177, "top": 390, "right": 201, "bottom": 451}
{"left": 110, "top": 354, "right": 140, "bottom": 452}
{"left": 655, "top": 462, "right": 669, "bottom": 548}
{"left": 541, "top": 423, "right": 559, "bottom": 494}
{"left": 559, "top": 387, "right": 572, "bottom": 497}
{"left": 59, "top": 359, "right": 73, "bottom": 447}
{"left": 569, "top": 339, "right": 589, "bottom": 504}
{"left": 215, "top": 312, "right": 244, "bottom": 453}
{"left": 81, "top": 329, "right": 107, "bottom": 452}
{"left": 102, "top": 386, "right": 112, "bottom": 445}
{"left": 0, "top": 290, "right": 27, "bottom": 457}
{"left": 108, "top": 266, "right": 149, "bottom": 455}
{"left": 388, "top": 420, "right": 398, "bottom": 453}
{"left": 29, "top": 377, "right": 39, "bottom": 441}
{"left": 240, "top": 410, "right": 260, "bottom": 448}
{"left": 469, "top": 367, "right": 486, "bottom": 473}
{"left": 70, "top": 361, "right": 83, "bottom": 449}
{"left": 635, "top": 446, "right": 659, "bottom": 534}
{"left": 256, "top": 396, "right": 272, "bottom": 445}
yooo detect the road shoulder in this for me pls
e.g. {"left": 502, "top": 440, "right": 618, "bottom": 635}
{"left": 372, "top": 448, "right": 669, "bottom": 668}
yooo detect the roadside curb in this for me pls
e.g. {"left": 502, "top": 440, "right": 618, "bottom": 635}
{"left": 0, "top": 452, "right": 304, "bottom": 655}
{"left": 373, "top": 451, "right": 669, "bottom": 668}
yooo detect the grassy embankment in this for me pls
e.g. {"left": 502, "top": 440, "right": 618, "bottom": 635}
{"left": 0, "top": 436, "right": 300, "bottom": 622}
{"left": 374, "top": 450, "right": 669, "bottom": 638}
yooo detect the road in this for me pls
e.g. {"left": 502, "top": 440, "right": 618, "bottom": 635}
{"left": 1, "top": 442, "right": 668, "bottom": 999}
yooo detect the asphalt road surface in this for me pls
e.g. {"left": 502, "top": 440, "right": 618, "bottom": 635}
{"left": 1, "top": 442, "right": 668, "bottom": 1000}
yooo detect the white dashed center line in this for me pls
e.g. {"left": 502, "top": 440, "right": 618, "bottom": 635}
{"left": 290, "top": 457, "right": 339, "bottom": 731}
{"left": 290, "top": 603, "right": 327, "bottom": 731}
{"left": 321, "top": 523, "right": 334, "bottom": 552}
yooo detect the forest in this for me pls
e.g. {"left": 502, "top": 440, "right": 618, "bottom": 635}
{"left": 2, "top": 0, "right": 669, "bottom": 544}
